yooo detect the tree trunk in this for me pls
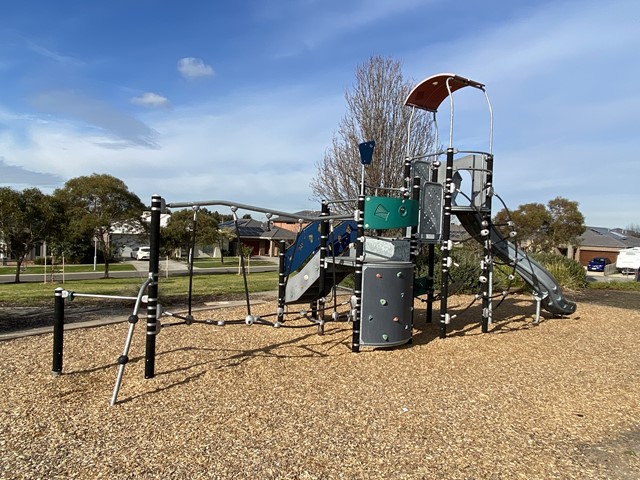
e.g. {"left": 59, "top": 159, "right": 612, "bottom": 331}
{"left": 100, "top": 235, "right": 111, "bottom": 279}
{"left": 13, "top": 259, "right": 22, "bottom": 283}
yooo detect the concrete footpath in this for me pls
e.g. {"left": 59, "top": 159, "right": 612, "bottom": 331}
{"left": 0, "top": 298, "right": 272, "bottom": 342}
{"left": 0, "top": 257, "right": 279, "bottom": 283}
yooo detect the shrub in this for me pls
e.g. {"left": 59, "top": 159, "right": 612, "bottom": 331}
{"left": 416, "top": 245, "right": 588, "bottom": 294}
{"left": 530, "top": 252, "right": 588, "bottom": 289}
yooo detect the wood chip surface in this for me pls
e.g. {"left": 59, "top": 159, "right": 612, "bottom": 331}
{"left": 1, "top": 290, "right": 639, "bottom": 479}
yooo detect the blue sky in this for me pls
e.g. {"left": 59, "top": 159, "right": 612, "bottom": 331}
{"left": 1, "top": 0, "right": 638, "bottom": 228}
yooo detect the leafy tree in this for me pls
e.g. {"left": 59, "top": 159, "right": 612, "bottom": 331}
{"left": 495, "top": 202, "right": 551, "bottom": 252}
{"left": 210, "top": 211, "right": 233, "bottom": 223}
{"left": 310, "top": 56, "right": 434, "bottom": 212}
{"left": 162, "top": 208, "right": 219, "bottom": 258}
{"left": 0, "top": 187, "right": 65, "bottom": 282}
{"left": 54, "top": 174, "right": 145, "bottom": 278}
{"left": 546, "top": 197, "right": 585, "bottom": 249}
{"left": 494, "top": 196, "right": 585, "bottom": 253}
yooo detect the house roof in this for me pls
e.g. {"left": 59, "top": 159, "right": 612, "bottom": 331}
{"left": 272, "top": 210, "right": 321, "bottom": 224}
{"left": 219, "top": 219, "right": 296, "bottom": 241}
{"left": 579, "top": 227, "right": 640, "bottom": 249}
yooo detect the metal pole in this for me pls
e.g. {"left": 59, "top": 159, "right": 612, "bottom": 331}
{"left": 409, "top": 176, "right": 421, "bottom": 331}
{"left": 187, "top": 207, "right": 198, "bottom": 316}
{"left": 145, "top": 194, "right": 162, "bottom": 379}
{"left": 93, "top": 237, "right": 97, "bottom": 271}
{"left": 481, "top": 154, "right": 494, "bottom": 333}
{"left": 52, "top": 287, "right": 64, "bottom": 376}
{"left": 316, "top": 201, "right": 330, "bottom": 332}
{"left": 43, "top": 242, "right": 47, "bottom": 284}
{"left": 426, "top": 157, "right": 440, "bottom": 324}
{"left": 439, "top": 148, "right": 455, "bottom": 338}
{"left": 427, "top": 244, "right": 435, "bottom": 324}
{"left": 110, "top": 278, "right": 152, "bottom": 406}
{"left": 277, "top": 240, "right": 286, "bottom": 326}
{"left": 352, "top": 194, "right": 365, "bottom": 352}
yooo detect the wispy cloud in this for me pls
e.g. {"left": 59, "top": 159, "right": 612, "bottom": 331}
{"left": 0, "top": 157, "right": 63, "bottom": 187}
{"left": 26, "top": 41, "right": 84, "bottom": 67}
{"left": 131, "top": 92, "right": 169, "bottom": 108}
{"left": 177, "top": 57, "right": 214, "bottom": 79}
{"left": 262, "top": 0, "right": 430, "bottom": 57}
{"left": 29, "top": 90, "right": 159, "bottom": 148}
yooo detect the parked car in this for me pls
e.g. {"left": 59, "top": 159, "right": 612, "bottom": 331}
{"left": 130, "top": 247, "right": 140, "bottom": 259}
{"left": 587, "top": 257, "right": 611, "bottom": 272}
{"left": 136, "top": 246, "right": 151, "bottom": 261}
{"left": 616, "top": 247, "right": 640, "bottom": 274}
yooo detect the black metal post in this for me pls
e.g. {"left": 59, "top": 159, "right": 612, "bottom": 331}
{"left": 403, "top": 155, "right": 412, "bottom": 198}
{"left": 352, "top": 195, "right": 365, "bottom": 352}
{"left": 277, "top": 240, "right": 286, "bottom": 325}
{"left": 439, "top": 148, "right": 454, "bottom": 338}
{"left": 427, "top": 244, "right": 435, "bottom": 324}
{"left": 410, "top": 177, "right": 421, "bottom": 262}
{"left": 410, "top": 176, "right": 421, "bottom": 331}
{"left": 145, "top": 194, "right": 162, "bottom": 379}
{"left": 317, "top": 201, "right": 330, "bottom": 327}
{"left": 481, "top": 154, "right": 494, "bottom": 333}
{"left": 187, "top": 207, "right": 198, "bottom": 316}
{"left": 52, "top": 287, "right": 64, "bottom": 376}
{"left": 426, "top": 160, "right": 440, "bottom": 324}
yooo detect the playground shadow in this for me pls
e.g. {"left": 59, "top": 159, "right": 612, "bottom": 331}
{"left": 569, "top": 288, "right": 639, "bottom": 312}
{"left": 116, "top": 325, "right": 351, "bottom": 405}
{"left": 410, "top": 294, "right": 562, "bottom": 346}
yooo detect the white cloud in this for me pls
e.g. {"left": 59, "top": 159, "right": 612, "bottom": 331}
{"left": 177, "top": 57, "right": 214, "bottom": 79}
{"left": 29, "top": 90, "right": 159, "bottom": 148}
{"left": 131, "top": 92, "right": 169, "bottom": 108}
{"left": 0, "top": 86, "right": 344, "bottom": 214}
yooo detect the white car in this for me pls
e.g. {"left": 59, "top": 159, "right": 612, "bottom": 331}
{"left": 136, "top": 246, "right": 151, "bottom": 260}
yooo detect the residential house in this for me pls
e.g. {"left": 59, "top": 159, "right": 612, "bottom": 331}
{"left": 218, "top": 218, "right": 296, "bottom": 257}
{"left": 271, "top": 210, "right": 321, "bottom": 233}
{"left": 111, "top": 212, "right": 170, "bottom": 259}
{"left": 575, "top": 227, "right": 640, "bottom": 266}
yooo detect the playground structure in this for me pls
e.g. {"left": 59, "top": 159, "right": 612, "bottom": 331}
{"left": 52, "top": 73, "right": 576, "bottom": 405}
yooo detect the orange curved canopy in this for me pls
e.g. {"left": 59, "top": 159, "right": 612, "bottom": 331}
{"left": 405, "top": 73, "right": 485, "bottom": 112}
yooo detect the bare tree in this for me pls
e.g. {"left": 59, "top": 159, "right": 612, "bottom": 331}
{"left": 625, "top": 223, "right": 640, "bottom": 238}
{"left": 310, "top": 56, "right": 434, "bottom": 212}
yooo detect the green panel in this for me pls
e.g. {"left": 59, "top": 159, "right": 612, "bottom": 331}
{"left": 364, "top": 196, "right": 419, "bottom": 230}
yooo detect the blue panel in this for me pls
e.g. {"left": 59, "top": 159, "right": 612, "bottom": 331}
{"left": 358, "top": 140, "right": 375, "bottom": 165}
{"left": 285, "top": 220, "right": 357, "bottom": 273}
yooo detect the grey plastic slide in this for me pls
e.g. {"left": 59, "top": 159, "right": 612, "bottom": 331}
{"left": 455, "top": 210, "right": 576, "bottom": 315}
{"left": 284, "top": 250, "right": 353, "bottom": 304}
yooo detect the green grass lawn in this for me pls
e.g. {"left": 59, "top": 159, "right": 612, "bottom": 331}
{"left": 191, "top": 257, "right": 274, "bottom": 268}
{"left": 0, "top": 271, "right": 280, "bottom": 306}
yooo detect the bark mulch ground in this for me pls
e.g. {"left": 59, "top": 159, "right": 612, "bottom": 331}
{"left": 1, "top": 289, "right": 639, "bottom": 479}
